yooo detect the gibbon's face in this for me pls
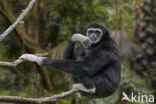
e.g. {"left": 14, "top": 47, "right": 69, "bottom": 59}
{"left": 86, "top": 28, "right": 103, "bottom": 44}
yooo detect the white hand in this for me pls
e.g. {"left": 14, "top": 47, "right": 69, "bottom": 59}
{"left": 71, "top": 34, "right": 86, "bottom": 42}
{"left": 19, "top": 54, "right": 34, "bottom": 61}
{"left": 19, "top": 54, "right": 45, "bottom": 65}
{"left": 71, "top": 33, "right": 92, "bottom": 49}
{"left": 82, "top": 37, "right": 92, "bottom": 49}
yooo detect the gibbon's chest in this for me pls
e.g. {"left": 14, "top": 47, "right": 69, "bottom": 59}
{"left": 76, "top": 49, "right": 90, "bottom": 61}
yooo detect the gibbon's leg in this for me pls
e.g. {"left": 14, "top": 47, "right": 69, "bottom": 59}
{"left": 72, "top": 76, "right": 96, "bottom": 94}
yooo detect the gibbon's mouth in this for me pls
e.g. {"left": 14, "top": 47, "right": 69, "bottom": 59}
{"left": 89, "top": 36, "right": 97, "bottom": 42}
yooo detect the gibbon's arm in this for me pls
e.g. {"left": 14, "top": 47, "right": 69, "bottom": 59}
{"left": 62, "top": 40, "right": 75, "bottom": 59}
{"left": 19, "top": 50, "right": 113, "bottom": 76}
{"left": 62, "top": 33, "right": 92, "bottom": 59}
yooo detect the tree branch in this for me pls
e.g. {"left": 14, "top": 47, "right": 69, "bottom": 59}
{"left": 34, "top": 0, "right": 40, "bottom": 45}
{"left": 0, "top": 53, "right": 48, "bottom": 67}
{"left": 0, "top": 0, "right": 36, "bottom": 41}
{"left": 0, "top": 88, "right": 79, "bottom": 104}
{"left": 36, "top": 65, "right": 54, "bottom": 92}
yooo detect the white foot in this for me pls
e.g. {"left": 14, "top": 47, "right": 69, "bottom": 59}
{"left": 72, "top": 83, "right": 96, "bottom": 94}
{"left": 77, "top": 93, "right": 82, "bottom": 98}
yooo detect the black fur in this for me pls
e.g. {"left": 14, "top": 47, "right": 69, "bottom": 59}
{"left": 42, "top": 23, "right": 121, "bottom": 97}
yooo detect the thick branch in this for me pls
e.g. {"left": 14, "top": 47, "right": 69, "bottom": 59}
{"left": 36, "top": 65, "right": 54, "bottom": 92}
{"left": 0, "top": 0, "right": 36, "bottom": 41}
{"left": 0, "top": 7, "right": 12, "bottom": 25}
{"left": 34, "top": 0, "right": 40, "bottom": 45}
{"left": 0, "top": 88, "right": 79, "bottom": 104}
{"left": 0, "top": 53, "right": 48, "bottom": 67}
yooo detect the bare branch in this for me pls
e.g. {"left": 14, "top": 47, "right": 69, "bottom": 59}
{"left": 0, "top": 53, "right": 48, "bottom": 67}
{"left": 0, "top": 88, "right": 79, "bottom": 104}
{"left": 0, "top": 0, "right": 36, "bottom": 41}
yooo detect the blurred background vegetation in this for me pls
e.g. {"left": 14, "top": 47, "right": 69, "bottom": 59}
{"left": 0, "top": 0, "right": 155, "bottom": 104}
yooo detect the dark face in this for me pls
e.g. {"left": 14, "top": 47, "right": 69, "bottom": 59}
{"left": 86, "top": 28, "right": 103, "bottom": 44}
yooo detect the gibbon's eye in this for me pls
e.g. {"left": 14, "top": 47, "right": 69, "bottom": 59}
{"left": 88, "top": 30, "right": 94, "bottom": 35}
{"left": 95, "top": 30, "right": 101, "bottom": 37}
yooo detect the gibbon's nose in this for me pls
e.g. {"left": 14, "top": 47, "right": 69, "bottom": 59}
{"left": 89, "top": 33, "right": 97, "bottom": 41}
{"left": 90, "top": 33, "right": 96, "bottom": 37}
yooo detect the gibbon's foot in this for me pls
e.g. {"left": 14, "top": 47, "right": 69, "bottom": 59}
{"left": 72, "top": 83, "right": 96, "bottom": 94}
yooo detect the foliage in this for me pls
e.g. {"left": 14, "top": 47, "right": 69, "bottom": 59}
{"left": 0, "top": 0, "right": 155, "bottom": 104}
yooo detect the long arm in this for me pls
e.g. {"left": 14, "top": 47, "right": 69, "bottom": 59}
{"left": 62, "top": 40, "right": 75, "bottom": 59}
{"left": 41, "top": 50, "right": 114, "bottom": 76}
{"left": 19, "top": 50, "right": 116, "bottom": 76}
